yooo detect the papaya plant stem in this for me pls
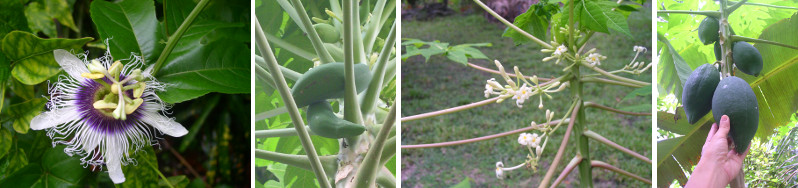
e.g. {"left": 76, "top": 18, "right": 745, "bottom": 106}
{"left": 731, "top": 35, "right": 798, "bottom": 50}
{"left": 726, "top": 0, "right": 748, "bottom": 13}
{"left": 590, "top": 160, "right": 652, "bottom": 184}
{"left": 255, "top": 106, "right": 288, "bottom": 121}
{"left": 353, "top": 104, "right": 396, "bottom": 187}
{"left": 343, "top": 0, "right": 364, "bottom": 125}
{"left": 381, "top": 136, "right": 396, "bottom": 165}
{"left": 151, "top": 0, "right": 210, "bottom": 75}
{"left": 363, "top": 0, "right": 388, "bottom": 53}
{"left": 728, "top": 0, "right": 798, "bottom": 10}
{"left": 254, "top": 126, "right": 314, "bottom": 138}
{"left": 550, "top": 156, "right": 583, "bottom": 188}
{"left": 576, "top": 31, "right": 595, "bottom": 52}
{"left": 583, "top": 101, "right": 652, "bottom": 116}
{"left": 656, "top": 10, "right": 721, "bottom": 17}
{"left": 583, "top": 130, "right": 652, "bottom": 163}
{"left": 376, "top": 168, "right": 397, "bottom": 188}
{"left": 539, "top": 101, "right": 580, "bottom": 188}
{"left": 276, "top": 0, "right": 306, "bottom": 33}
{"left": 255, "top": 149, "right": 339, "bottom": 177}
{"left": 361, "top": 22, "right": 396, "bottom": 115}
{"left": 402, "top": 119, "right": 569, "bottom": 149}
{"left": 573, "top": 73, "right": 593, "bottom": 187}
{"left": 255, "top": 17, "right": 333, "bottom": 188}
{"left": 263, "top": 32, "right": 316, "bottom": 61}
{"left": 472, "top": 0, "right": 552, "bottom": 49}
{"left": 352, "top": 0, "right": 367, "bottom": 64}
{"left": 255, "top": 55, "right": 302, "bottom": 81}
{"left": 255, "top": 63, "right": 275, "bottom": 88}
{"left": 580, "top": 61, "right": 650, "bottom": 86}
{"left": 401, "top": 97, "right": 499, "bottom": 122}
{"left": 289, "top": 0, "right": 336, "bottom": 64}
{"left": 567, "top": 0, "right": 575, "bottom": 52}
{"left": 581, "top": 77, "right": 646, "bottom": 88}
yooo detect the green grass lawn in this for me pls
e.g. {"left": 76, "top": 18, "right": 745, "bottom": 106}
{"left": 400, "top": 6, "right": 652, "bottom": 187}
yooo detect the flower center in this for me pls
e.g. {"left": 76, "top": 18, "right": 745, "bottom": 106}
{"left": 80, "top": 60, "right": 146, "bottom": 120}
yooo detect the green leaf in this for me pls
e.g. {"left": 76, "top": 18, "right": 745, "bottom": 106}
{"left": 8, "top": 98, "right": 46, "bottom": 134}
{"left": 0, "top": 0, "right": 30, "bottom": 38}
{"left": 1, "top": 31, "right": 91, "bottom": 85}
{"left": 5, "top": 148, "right": 28, "bottom": 176}
{"left": 159, "top": 175, "right": 190, "bottom": 188}
{"left": 0, "top": 128, "right": 11, "bottom": 160}
{"left": 502, "top": 5, "right": 550, "bottom": 45}
{"left": 656, "top": 109, "right": 712, "bottom": 187}
{"left": 116, "top": 145, "right": 160, "bottom": 188}
{"left": 24, "top": 0, "right": 78, "bottom": 37}
{"left": 157, "top": 39, "right": 250, "bottom": 103}
{"left": 656, "top": 33, "right": 692, "bottom": 99}
{"left": 90, "top": 0, "right": 164, "bottom": 64}
{"left": 740, "top": 12, "right": 798, "bottom": 139}
{"left": 163, "top": 0, "right": 196, "bottom": 36}
{"left": 0, "top": 145, "right": 90, "bottom": 187}
{"left": 580, "top": 0, "right": 632, "bottom": 37}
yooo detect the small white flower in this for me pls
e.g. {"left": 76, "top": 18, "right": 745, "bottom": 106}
{"left": 528, "top": 133, "right": 541, "bottom": 148}
{"left": 585, "top": 53, "right": 604, "bottom": 66}
{"left": 31, "top": 46, "right": 187, "bottom": 184}
{"left": 511, "top": 84, "right": 531, "bottom": 108}
{"left": 553, "top": 45, "right": 567, "bottom": 56}
{"left": 484, "top": 78, "right": 503, "bottom": 98}
{"left": 633, "top": 46, "right": 647, "bottom": 53}
{"left": 518, "top": 133, "right": 531, "bottom": 146}
{"left": 495, "top": 162, "right": 505, "bottom": 179}
{"left": 536, "top": 145, "right": 543, "bottom": 156}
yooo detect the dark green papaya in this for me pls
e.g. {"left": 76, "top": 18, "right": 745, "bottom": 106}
{"left": 307, "top": 101, "right": 366, "bottom": 138}
{"left": 682, "top": 64, "right": 720, "bottom": 124}
{"left": 291, "top": 62, "right": 372, "bottom": 107}
{"left": 711, "top": 76, "right": 758, "bottom": 153}
{"left": 699, "top": 17, "right": 720, "bottom": 45}
{"left": 732, "top": 41, "right": 763, "bottom": 76}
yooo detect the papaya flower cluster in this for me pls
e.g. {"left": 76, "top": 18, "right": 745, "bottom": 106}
{"left": 483, "top": 60, "right": 569, "bottom": 109}
{"left": 495, "top": 109, "right": 557, "bottom": 180}
{"left": 622, "top": 45, "right": 652, "bottom": 74}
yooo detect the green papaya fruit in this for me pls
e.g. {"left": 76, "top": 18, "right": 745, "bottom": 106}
{"left": 698, "top": 17, "right": 720, "bottom": 45}
{"left": 314, "top": 23, "right": 340, "bottom": 43}
{"left": 732, "top": 41, "right": 763, "bottom": 76}
{"left": 291, "top": 62, "right": 372, "bottom": 107}
{"left": 307, "top": 101, "right": 366, "bottom": 138}
{"left": 712, "top": 76, "right": 758, "bottom": 153}
{"left": 682, "top": 64, "right": 720, "bottom": 124}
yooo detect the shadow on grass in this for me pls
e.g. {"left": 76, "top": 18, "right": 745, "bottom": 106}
{"left": 400, "top": 5, "right": 652, "bottom": 187}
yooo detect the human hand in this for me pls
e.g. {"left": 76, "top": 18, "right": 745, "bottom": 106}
{"left": 685, "top": 115, "right": 750, "bottom": 188}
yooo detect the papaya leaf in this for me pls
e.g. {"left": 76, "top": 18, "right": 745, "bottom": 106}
{"left": 502, "top": 5, "right": 551, "bottom": 45}
{"left": 657, "top": 33, "right": 692, "bottom": 99}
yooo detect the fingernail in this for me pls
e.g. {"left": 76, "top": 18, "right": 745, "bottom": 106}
{"left": 721, "top": 115, "right": 729, "bottom": 122}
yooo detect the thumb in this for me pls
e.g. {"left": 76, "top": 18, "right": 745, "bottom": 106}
{"left": 713, "top": 115, "right": 731, "bottom": 140}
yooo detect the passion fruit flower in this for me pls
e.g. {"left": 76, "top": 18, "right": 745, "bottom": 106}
{"left": 30, "top": 49, "right": 187, "bottom": 184}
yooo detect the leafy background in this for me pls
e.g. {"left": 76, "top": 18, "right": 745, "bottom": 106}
{"left": 656, "top": 0, "right": 798, "bottom": 186}
{"left": 401, "top": 0, "right": 651, "bottom": 187}
{"left": 0, "top": 0, "right": 250, "bottom": 187}
{"left": 254, "top": 0, "right": 397, "bottom": 187}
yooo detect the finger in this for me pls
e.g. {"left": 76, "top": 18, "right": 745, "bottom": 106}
{"left": 706, "top": 123, "right": 718, "bottom": 143}
{"left": 713, "top": 115, "right": 731, "bottom": 140}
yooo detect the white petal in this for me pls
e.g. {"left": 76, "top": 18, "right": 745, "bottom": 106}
{"left": 105, "top": 135, "right": 126, "bottom": 184}
{"left": 30, "top": 107, "right": 79, "bottom": 130}
{"left": 53, "top": 49, "right": 89, "bottom": 80}
{"left": 140, "top": 111, "right": 188, "bottom": 137}
{"left": 80, "top": 127, "right": 101, "bottom": 154}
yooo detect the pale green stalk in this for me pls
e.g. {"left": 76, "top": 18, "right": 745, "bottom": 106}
{"left": 255, "top": 55, "right": 301, "bottom": 81}
{"left": 353, "top": 104, "right": 397, "bottom": 187}
{"left": 363, "top": 0, "right": 388, "bottom": 53}
{"left": 255, "top": 17, "right": 332, "bottom": 188}
{"left": 289, "top": 0, "right": 335, "bottom": 63}
{"left": 263, "top": 32, "right": 316, "bottom": 60}
{"left": 361, "top": 22, "right": 396, "bottom": 115}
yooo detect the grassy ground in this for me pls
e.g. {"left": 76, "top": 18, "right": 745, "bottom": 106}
{"left": 400, "top": 6, "right": 652, "bottom": 187}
